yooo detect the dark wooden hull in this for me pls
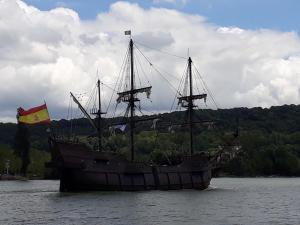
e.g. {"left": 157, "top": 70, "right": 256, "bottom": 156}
{"left": 48, "top": 140, "right": 212, "bottom": 192}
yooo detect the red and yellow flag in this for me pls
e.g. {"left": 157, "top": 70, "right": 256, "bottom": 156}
{"left": 17, "top": 104, "right": 50, "bottom": 124}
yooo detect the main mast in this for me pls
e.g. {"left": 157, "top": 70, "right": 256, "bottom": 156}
{"left": 117, "top": 35, "right": 152, "bottom": 162}
{"left": 129, "top": 39, "right": 135, "bottom": 161}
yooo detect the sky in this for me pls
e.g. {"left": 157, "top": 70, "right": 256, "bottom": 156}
{"left": 23, "top": 0, "right": 300, "bottom": 32}
{"left": 0, "top": 0, "right": 300, "bottom": 122}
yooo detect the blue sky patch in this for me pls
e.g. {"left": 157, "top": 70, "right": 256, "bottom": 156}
{"left": 23, "top": 0, "right": 300, "bottom": 32}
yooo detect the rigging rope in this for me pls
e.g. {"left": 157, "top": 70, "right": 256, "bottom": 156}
{"left": 134, "top": 44, "right": 182, "bottom": 97}
{"left": 134, "top": 41, "right": 188, "bottom": 60}
{"left": 134, "top": 54, "right": 142, "bottom": 88}
{"left": 106, "top": 46, "right": 130, "bottom": 117}
{"left": 134, "top": 41, "right": 218, "bottom": 111}
{"left": 192, "top": 62, "right": 219, "bottom": 109}
{"left": 134, "top": 50, "right": 152, "bottom": 86}
{"left": 170, "top": 62, "right": 188, "bottom": 112}
{"left": 192, "top": 66, "right": 205, "bottom": 103}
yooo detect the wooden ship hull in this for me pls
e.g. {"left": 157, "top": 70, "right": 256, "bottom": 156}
{"left": 48, "top": 140, "right": 212, "bottom": 192}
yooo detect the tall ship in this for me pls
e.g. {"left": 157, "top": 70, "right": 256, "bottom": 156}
{"left": 47, "top": 33, "right": 239, "bottom": 192}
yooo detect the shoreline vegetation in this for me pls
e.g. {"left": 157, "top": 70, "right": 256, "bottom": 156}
{"left": 0, "top": 174, "right": 28, "bottom": 181}
{"left": 1, "top": 175, "right": 299, "bottom": 181}
{"left": 0, "top": 104, "right": 299, "bottom": 178}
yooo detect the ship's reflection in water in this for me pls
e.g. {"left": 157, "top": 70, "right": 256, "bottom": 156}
{"left": 1, "top": 178, "right": 299, "bottom": 225}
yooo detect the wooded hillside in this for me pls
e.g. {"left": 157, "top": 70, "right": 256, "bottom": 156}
{"left": 0, "top": 104, "right": 299, "bottom": 177}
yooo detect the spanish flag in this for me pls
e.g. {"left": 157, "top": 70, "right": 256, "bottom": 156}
{"left": 17, "top": 104, "right": 50, "bottom": 124}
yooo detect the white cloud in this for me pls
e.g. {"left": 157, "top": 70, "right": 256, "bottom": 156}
{"left": 0, "top": 0, "right": 299, "bottom": 122}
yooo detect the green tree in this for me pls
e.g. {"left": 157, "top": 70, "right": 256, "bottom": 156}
{"left": 27, "top": 148, "right": 50, "bottom": 177}
{"left": 14, "top": 123, "right": 30, "bottom": 176}
{"left": 0, "top": 144, "right": 21, "bottom": 174}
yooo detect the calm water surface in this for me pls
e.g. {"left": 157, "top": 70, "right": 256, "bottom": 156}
{"left": 0, "top": 178, "right": 299, "bottom": 225}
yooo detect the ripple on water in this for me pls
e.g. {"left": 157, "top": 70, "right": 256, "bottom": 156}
{"left": 1, "top": 179, "right": 300, "bottom": 225}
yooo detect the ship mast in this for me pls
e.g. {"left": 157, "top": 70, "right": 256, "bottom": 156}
{"left": 129, "top": 39, "right": 135, "bottom": 161}
{"left": 178, "top": 57, "right": 207, "bottom": 156}
{"left": 97, "top": 79, "right": 102, "bottom": 150}
{"left": 117, "top": 37, "right": 152, "bottom": 161}
{"left": 71, "top": 79, "right": 106, "bottom": 151}
{"left": 93, "top": 78, "right": 106, "bottom": 151}
{"left": 188, "top": 57, "right": 194, "bottom": 155}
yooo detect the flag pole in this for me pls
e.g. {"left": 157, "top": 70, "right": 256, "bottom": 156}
{"left": 43, "top": 100, "right": 53, "bottom": 140}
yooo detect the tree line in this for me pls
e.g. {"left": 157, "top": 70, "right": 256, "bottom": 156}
{"left": 0, "top": 104, "right": 299, "bottom": 177}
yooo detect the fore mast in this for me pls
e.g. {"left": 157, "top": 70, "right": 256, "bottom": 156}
{"left": 70, "top": 78, "right": 106, "bottom": 151}
{"left": 95, "top": 79, "right": 106, "bottom": 150}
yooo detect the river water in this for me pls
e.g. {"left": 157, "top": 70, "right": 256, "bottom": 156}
{"left": 0, "top": 178, "right": 299, "bottom": 225}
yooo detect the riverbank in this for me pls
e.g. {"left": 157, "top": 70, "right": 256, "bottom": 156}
{"left": 0, "top": 174, "right": 28, "bottom": 181}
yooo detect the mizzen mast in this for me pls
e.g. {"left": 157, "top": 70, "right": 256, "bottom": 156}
{"left": 178, "top": 57, "right": 207, "bottom": 156}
